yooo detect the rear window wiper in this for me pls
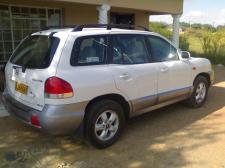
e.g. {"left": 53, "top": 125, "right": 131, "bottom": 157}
{"left": 22, "top": 65, "right": 27, "bottom": 73}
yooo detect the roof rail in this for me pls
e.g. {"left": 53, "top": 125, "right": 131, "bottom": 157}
{"left": 40, "top": 24, "right": 150, "bottom": 32}
{"left": 72, "top": 24, "right": 150, "bottom": 32}
{"left": 41, "top": 25, "right": 77, "bottom": 31}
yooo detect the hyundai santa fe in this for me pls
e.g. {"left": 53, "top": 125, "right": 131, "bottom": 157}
{"left": 3, "top": 24, "right": 214, "bottom": 148}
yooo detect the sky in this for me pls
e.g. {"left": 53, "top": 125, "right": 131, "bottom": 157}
{"left": 150, "top": 0, "right": 225, "bottom": 26}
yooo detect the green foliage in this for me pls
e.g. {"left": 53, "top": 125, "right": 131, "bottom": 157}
{"left": 180, "top": 22, "right": 191, "bottom": 28}
{"left": 202, "top": 24, "right": 216, "bottom": 32}
{"left": 191, "top": 23, "right": 202, "bottom": 29}
{"left": 179, "top": 35, "right": 190, "bottom": 51}
{"left": 188, "top": 36, "right": 203, "bottom": 54}
{"left": 149, "top": 22, "right": 172, "bottom": 39}
{"left": 217, "top": 25, "right": 225, "bottom": 31}
{"left": 200, "top": 30, "right": 225, "bottom": 65}
{"left": 186, "top": 28, "right": 203, "bottom": 38}
{"left": 201, "top": 31, "right": 211, "bottom": 55}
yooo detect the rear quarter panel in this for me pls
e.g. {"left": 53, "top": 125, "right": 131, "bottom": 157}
{"left": 47, "top": 34, "right": 128, "bottom": 105}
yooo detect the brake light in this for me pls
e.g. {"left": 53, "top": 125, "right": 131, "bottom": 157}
{"left": 45, "top": 77, "right": 73, "bottom": 99}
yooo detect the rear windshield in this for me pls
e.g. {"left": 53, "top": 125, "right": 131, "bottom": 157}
{"left": 10, "top": 35, "right": 60, "bottom": 69}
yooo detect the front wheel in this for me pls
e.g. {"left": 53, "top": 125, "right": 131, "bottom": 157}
{"left": 85, "top": 100, "right": 125, "bottom": 149}
{"left": 186, "top": 76, "right": 209, "bottom": 108}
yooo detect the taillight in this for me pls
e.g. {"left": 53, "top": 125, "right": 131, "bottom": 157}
{"left": 45, "top": 77, "right": 73, "bottom": 99}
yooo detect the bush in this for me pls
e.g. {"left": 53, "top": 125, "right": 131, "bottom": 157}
{"left": 179, "top": 35, "right": 190, "bottom": 51}
{"left": 149, "top": 22, "right": 172, "bottom": 39}
{"left": 186, "top": 28, "right": 204, "bottom": 38}
{"left": 200, "top": 30, "right": 225, "bottom": 65}
{"left": 201, "top": 31, "right": 212, "bottom": 56}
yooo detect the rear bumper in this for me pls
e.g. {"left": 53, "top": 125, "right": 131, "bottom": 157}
{"left": 2, "top": 89, "right": 88, "bottom": 135}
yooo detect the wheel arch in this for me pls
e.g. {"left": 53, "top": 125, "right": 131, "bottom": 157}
{"left": 84, "top": 93, "right": 131, "bottom": 121}
{"left": 193, "top": 72, "right": 211, "bottom": 86}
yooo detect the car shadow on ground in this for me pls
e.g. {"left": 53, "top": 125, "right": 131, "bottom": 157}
{"left": 1, "top": 67, "right": 225, "bottom": 167}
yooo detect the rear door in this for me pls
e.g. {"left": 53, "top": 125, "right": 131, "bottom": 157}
{"left": 108, "top": 33, "right": 159, "bottom": 115}
{"left": 5, "top": 35, "right": 61, "bottom": 110}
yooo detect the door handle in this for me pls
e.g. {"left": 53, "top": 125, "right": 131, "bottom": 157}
{"left": 119, "top": 73, "right": 131, "bottom": 80}
{"left": 161, "top": 67, "right": 169, "bottom": 73}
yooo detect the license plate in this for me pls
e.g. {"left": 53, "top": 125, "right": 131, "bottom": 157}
{"left": 15, "top": 82, "right": 28, "bottom": 95}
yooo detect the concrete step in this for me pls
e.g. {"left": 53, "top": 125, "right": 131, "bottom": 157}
{"left": 0, "top": 94, "right": 9, "bottom": 117}
{"left": 0, "top": 104, "right": 9, "bottom": 117}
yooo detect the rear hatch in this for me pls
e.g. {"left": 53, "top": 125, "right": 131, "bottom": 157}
{"left": 5, "top": 34, "right": 60, "bottom": 111}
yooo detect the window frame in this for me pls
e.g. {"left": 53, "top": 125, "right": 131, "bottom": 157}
{"left": 145, "top": 35, "right": 180, "bottom": 63}
{"left": 70, "top": 35, "right": 109, "bottom": 66}
{"left": 108, "top": 34, "right": 152, "bottom": 65}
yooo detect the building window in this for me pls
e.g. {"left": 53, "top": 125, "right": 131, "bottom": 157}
{"left": 0, "top": 5, "right": 11, "bottom": 61}
{"left": 0, "top": 5, "right": 62, "bottom": 62}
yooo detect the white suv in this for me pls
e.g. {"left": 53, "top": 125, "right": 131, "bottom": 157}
{"left": 3, "top": 24, "right": 214, "bottom": 148}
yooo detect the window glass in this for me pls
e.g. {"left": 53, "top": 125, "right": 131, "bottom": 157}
{"left": 71, "top": 36, "right": 107, "bottom": 66}
{"left": 21, "top": 7, "right": 29, "bottom": 17}
{"left": 147, "top": 36, "right": 178, "bottom": 62}
{"left": 48, "top": 9, "right": 61, "bottom": 26}
{"left": 10, "top": 35, "right": 60, "bottom": 69}
{"left": 39, "top": 8, "right": 46, "bottom": 18}
{"left": 112, "top": 34, "right": 149, "bottom": 64}
{"left": 0, "top": 5, "right": 10, "bottom": 62}
{"left": 0, "top": 43, "right": 3, "bottom": 53}
{"left": 0, "top": 53, "right": 4, "bottom": 62}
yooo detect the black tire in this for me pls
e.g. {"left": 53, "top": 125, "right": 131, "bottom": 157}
{"left": 186, "top": 76, "right": 209, "bottom": 108}
{"left": 85, "top": 100, "right": 125, "bottom": 149}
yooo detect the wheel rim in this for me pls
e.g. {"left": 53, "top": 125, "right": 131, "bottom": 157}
{"left": 195, "top": 82, "right": 206, "bottom": 104}
{"left": 95, "top": 110, "right": 119, "bottom": 141}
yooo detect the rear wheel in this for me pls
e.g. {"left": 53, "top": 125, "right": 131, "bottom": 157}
{"left": 85, "top": 100, "right": 125, "bottom": 149}
{"left": 186, "top": 76, "right": 209, "bottom": 108}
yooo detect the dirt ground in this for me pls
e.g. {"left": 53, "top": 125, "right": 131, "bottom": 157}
{"left": 1, "top": 67, "right": 225, "bottom": 168}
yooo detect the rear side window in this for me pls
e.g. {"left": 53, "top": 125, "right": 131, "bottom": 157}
{"left": 111, "top": 34, "right": 149, "bottom": 64}
{"left": 147, "top": 36, "right": 178, "bottom": 62}
{"left": 71, "top": 36, "right": 107, "bottom": 66}
{"left": 10, "top": 35, "right": 60, "bottom": 69}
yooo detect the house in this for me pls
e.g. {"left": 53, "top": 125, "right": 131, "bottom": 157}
{"left": 0, "top": 0, "right": 184, "bottom": 63}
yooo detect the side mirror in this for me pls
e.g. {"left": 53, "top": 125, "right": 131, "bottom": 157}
{"left": 181, "top": 51, "right": 191, "bottom": 59}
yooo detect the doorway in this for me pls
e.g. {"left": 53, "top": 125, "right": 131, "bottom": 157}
{"left": 110, "top": 12, "right": 135, "bottom": 25}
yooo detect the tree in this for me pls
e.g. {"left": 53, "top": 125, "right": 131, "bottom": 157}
{"left": 191, "top": 23, "right": 202, "bottom": 29}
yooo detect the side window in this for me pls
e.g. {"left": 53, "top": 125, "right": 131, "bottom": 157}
{"left": 111, "top": 34, "right": 149, "bottom": 64}
{"left": 71, "top": 36, "right": 107, "bottom": 66}
{"left": 147, "top": 36, "right": 179, "bottom": 62}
